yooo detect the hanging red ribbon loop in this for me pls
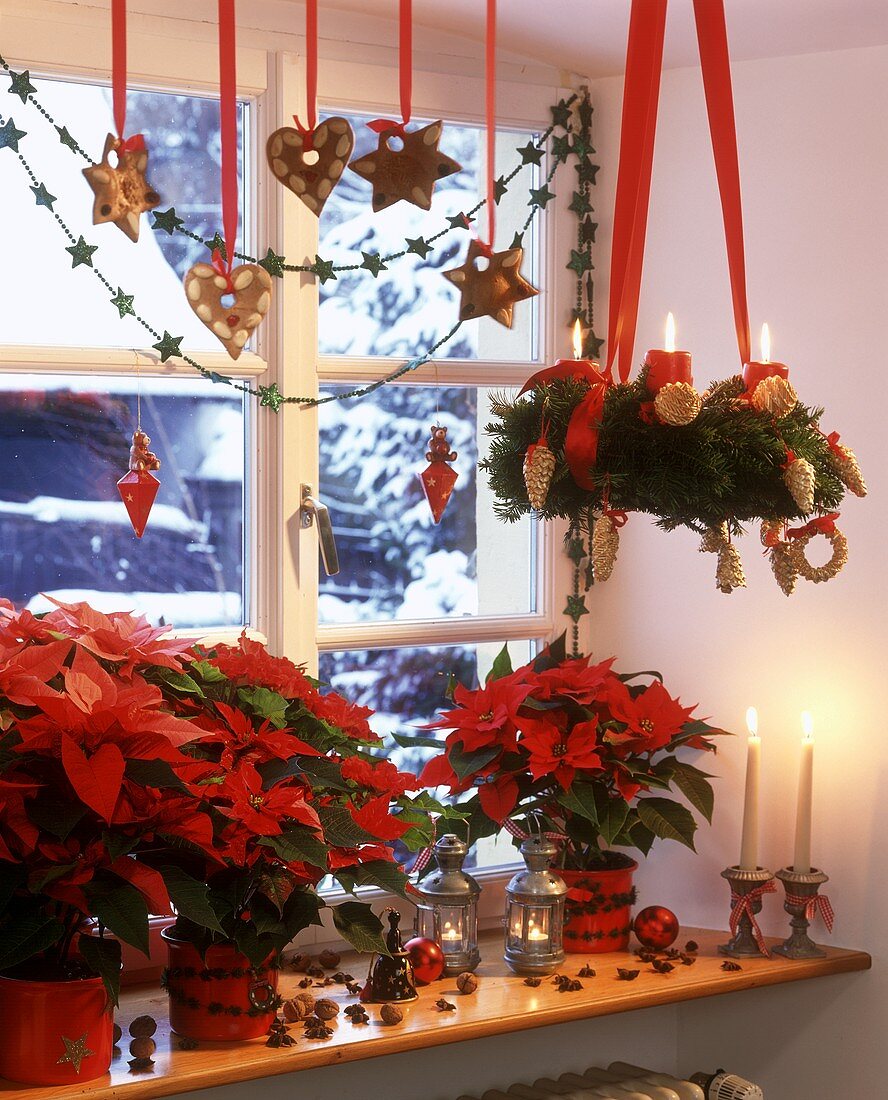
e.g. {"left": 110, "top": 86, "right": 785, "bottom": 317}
{"left": 399, "top": 0, "right": 413, "bottom": 127}
{"left": 292, "top": 0, "right": 318, "bottom": 148}
{"left": 481, "top": 0, "right": 497, "bottom": 250}
{"left": 603, "top": 508, "right": 629, "bottom": 529}
{"left": 786, "top": 513, "right": 841, "bottom": 540}
{"left": 564, "top": 382, "right": 607, "bottom": 490}
{"left": 217, "top": 0, "right": 239, "bottom": 279}
{"left": 111, "top": 0, "right": 144, "bottom": 151}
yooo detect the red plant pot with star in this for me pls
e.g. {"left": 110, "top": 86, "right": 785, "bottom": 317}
{"left": 0, "top": 970, "right": 114, "bottom": 1086}
{"left": 561, "top": 855, "right": 638, "bottom": 954}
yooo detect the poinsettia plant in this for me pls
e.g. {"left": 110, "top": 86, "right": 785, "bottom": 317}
{"left": 411, "top": 637, "right": 727, "bottom": 870}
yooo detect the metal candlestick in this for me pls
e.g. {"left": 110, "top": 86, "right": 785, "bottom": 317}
{"left": 772, "top": 867, "right": 829, "bottom": 959}
{"left": 718, "top": 866, "right": 775, "bottom": 958}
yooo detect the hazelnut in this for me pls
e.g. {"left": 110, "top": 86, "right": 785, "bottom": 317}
{"left": 455, "top": 972, "right": 478, "bottom": 995}
{"left": 379, "top": 1003, "right": 403, "bottom": 1025}
{"left": 112, "top": 1023, "right": 123, "bottom": 1045}
{"left": 313, "top": 997, "right": 340, "bottom": 1021}
{"left": 129, "top": 1037, "right": 157, "bottom": 1060}
{"left": 128, "top": 1015, "right": 157, "bottom": 1039}
{"left": 291, "top": 952, "right": 313, "bottom": 972}
{"left": 318, "top": 949, "right": 341, "bottom": 969}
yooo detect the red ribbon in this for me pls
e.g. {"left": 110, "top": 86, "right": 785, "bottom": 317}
{"left": 111, "top": 0, "right": 128, "bottom": 142}
{"left": 503, "top": 818, "right": 568, "bottom": 843}
{"left": 216, "top": 0, "right": 239, "bottom": 280}
{"left": 118, "top": 133, "right": 145, "bottom": 152}
{"left": 786, "top": 513, "right": 840, "bottom": 540}
{"left": 482, "top": 0, "right": 497, "bottom": 250}
{"left": 292, "top": 0, "right": 318, "bottom": 148}
{"left": 824, "top": 431, "right": 845, "bottom": 456}
{"left": 729, "top": 881, "right": 777, "bottom": 957}
{"left": 784, "top": 892, "right": 835, "bottom": 933}
{"left": 400, "top": 0, "right": 413, "bottom": 127}
{"left": 518, "top": 359, "right": 605, "bottom": 396}
{"left": 565, "top": 382, "right": 607, "bottom": 491}
{"left": 693, "top": 0, "right": 751, "bottom": 366}
{"left": 367, "top": 118, "right": 409, "bottom": 139}
{"left": 603, "top": 508, "right": 629, "bottom": 529}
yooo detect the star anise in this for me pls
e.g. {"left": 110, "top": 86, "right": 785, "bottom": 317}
{"left": 616, "top": 968, "right": 640, "bottom": 981}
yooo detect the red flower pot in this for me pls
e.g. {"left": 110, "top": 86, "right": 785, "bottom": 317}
{"left": 561, "top": 856, "right": 638, "bottom": 954}
{"left": 161, "top": 929, "right": 279, "bottom": 1041}
{"left": 0, "top": 972, "right": 113, "bottom": 1085}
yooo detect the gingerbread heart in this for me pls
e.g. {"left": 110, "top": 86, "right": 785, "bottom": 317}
{"left": 266, "top": 117, "right": 355, "bottom": 216}
{"left": 183, "top": 262, "right": 273, "bottom": 360}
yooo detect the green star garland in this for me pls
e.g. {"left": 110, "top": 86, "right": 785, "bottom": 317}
{"left": 0, "top": 116, "right": 26, "bottom": 151}
{"left": 7, "top": 69, "right": 36, "bottom": 103}
{"left": 152, "top": 207, "right": 185, "bottom": 235}
{"left": 29, "top": 181, "right": 55, "bottom": 209}
{"left": 152, "top": 332, "right": 184, "bottom": 363}
{"left": 259, "top": 248, "right": 286, "bottom": 278}
{"left": 110, "top": 288, "right": 135, "bottom": 318}
{"left": 65, "top": 235, "right": 97, "bottom": 268}
{"left": 360, "top": 252, "right": 387, "bottom": 277}
{"left": 406, "top": 237, "right": 433, "bottom": 259}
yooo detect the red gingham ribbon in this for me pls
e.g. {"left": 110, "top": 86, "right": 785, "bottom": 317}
{"left": 785, "top": 892, "right": 835, "bottom": 933}
{"left": 412, "top": 844, "right": 434, "bottom": 875}
{"left": 729, "top": 880, "right": 777, "bottom": 957}
{"left": 503, "top": 818, "right": 568, "bottom": 843}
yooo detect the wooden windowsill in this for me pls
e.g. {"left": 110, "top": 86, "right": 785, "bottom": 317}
{"left": 0, "top": 928, "right": 870, "bottom": 1100}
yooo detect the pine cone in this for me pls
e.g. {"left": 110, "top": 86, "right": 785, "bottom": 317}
{"left": 828, "top": 441, "right": 867, "bottom": 497}
{"left": 769, "top": 543, "right": 798, "bottom": 596}
{"left": 784, "top": 455, "right": 816, "bottom": 513}
{"left": 523, "top": 442, "right": 556, "bottom": 510}
{"left": 760, "top": 518, "right": 783, "bottom": 547}
{"left": 715, "top": 543, "right": 746, "bottom": 593}
{"left": 699, "top": 522, "right": 729, "bottom": 554}
{"left": 592, "top": 514, "right": 620, "bottom": 581}
{"left": 751, "top": 375, "right": 798, "bottom": 417}
{"left": 653, "top": 381, "right": 702, "bottom": 426}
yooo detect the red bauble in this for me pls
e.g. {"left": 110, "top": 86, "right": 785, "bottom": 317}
{"left": 404, "top": 936, "right": 445, "bottom": 985}
{"left": 633, "top": 906, "right": 680, "bottom": 951}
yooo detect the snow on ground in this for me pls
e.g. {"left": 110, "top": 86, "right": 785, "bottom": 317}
{"left": 27, "top": 590, "right": 241, "bottom": 628}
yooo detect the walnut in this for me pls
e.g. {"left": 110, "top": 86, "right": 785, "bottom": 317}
{"left": 128, "top": 1015, "right": 157, "bottom": 1039}
{"left": 455, "top": 972, "right": 478, "bottom": 995}
{"left": 314, "top": 998, "right": 340, "bottom": 1021}
{"left": 291, "top": 952, "right": 313, "bottom": 972}
{"left": 318, "top": 949, "right": 341, "bottom": 969}
{"left": 129, "top": 1037, "right": 156, "bottom": 1060}
{"left": 282, "top": 993, "right": 315, "bottom": 1021}
{"left": 380, "top": 1003, "right": 403, "bottom": 1025}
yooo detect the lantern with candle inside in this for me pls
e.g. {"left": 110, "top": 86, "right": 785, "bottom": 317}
{"left": 643, "top": 312, "right": 693, "bottom": 394}
{"left": 503, "top": 837, "right": 568, "bottom": 976}
{"left": 414, "top": 834, "right": 481, "bottom": 975}
{"left": 743, "top": 322, "right": 790, "bottom": 391}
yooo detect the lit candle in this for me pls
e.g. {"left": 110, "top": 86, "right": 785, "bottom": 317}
{"left": 743, "top": 322, "right": 790, "bottom": 390}
{"left": 517, "top": 319, "right": 605, "bottom": 395}
{"left": 793, "top": 712, "right": 815, "bottom": 874}
{"left": 739, "top": 707, "right": 761, "bottom": 871}
{"left": 643, "top": 312, "right": 693, "bottom": 393}
{"left": 441, "top": 921, "right": 461, "bottom": 942}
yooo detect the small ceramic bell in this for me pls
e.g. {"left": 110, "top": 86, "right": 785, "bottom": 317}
{"left": 361, "top": 910, "right": 418, "bottom": 1003}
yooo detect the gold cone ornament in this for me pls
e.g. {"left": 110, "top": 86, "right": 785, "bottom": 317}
{"left": 751, "top": 375, "right": 798, "bottom": 417}
{"left": 770, "top": 543, "right": 799, "bottom": 596}
{"left": 715, "top": 543, "right": 746, "bottom": 593}
{"left": 653, "top": 381, "right": 702, "bottom": 426}
{"left": 699, "top": 522, "right": 729, "bottom": 555}
{"left": 523, "top": 436, "right": 556, "bottom": 511}
{"left": 783, "top": 454, "right": 816, "bottom": 513}
{"left": 826, "top": 436, "right": 867, "bottom": 497}
{"left": 592, "top": 512, "right": 621, "bottom": 581}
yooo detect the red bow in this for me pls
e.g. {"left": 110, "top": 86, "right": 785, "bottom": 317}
{"left": 729, "top": 880, "right": 777, "bottom": 957}
{"left": 565, "top": 382, "right": 607, "bottom": 491}
{"left": 786, "top": 513, "right": 840, "bottom": 540}
{"left": 211, "top": 248, "right": 234, "bottom": 291}
{"left": 784, "top": 891, "right": 835, "bottom": 934}
{"left": 603, "top": 508, "right": 629, "bottom": 528}
{"left": 518, "top": 360, "right": 606, "bottom": 397}
{"left": 503, "top": 818, "right": 568, "bottom": 843}
{"left": 824, "top": 431, "right": 845, "bottom": 457}
{"left": 367, "top": 118, "right": 409, "bottom": 139}
{"left": 118, "top": 133, "right": 146, "bottom": 153}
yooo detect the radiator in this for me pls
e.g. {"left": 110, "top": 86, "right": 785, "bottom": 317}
{"left": 458, "top": 1062, "right": 765, "bottom": 1100}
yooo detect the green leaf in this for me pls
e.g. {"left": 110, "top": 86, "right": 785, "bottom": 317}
{"left": 594, "top": 792, "right": 630, "bottom": 846}
{"left": 154, "top": 668, "right": 205, "bottom": 697}
{"left": 257, "top": 756, "right": 349, "bottom": 792}
{"left": 556, "top": 781, "right": 600, "bottom": 825}
{"left": 334, "top": 860, "right": 412, "bottom": 900}
{"left": 448, "top": 741, "right": 500, "bottom": 781}
{"left": 260, "top": 826, "right": 329, "bottom": 870}
{"left": 78, "top": 935, "right": 122, "bottom": 1008}
{"left": 331, "top": 900, "right": 387, "bottom": 955}
{"left": 160, "top": 866, "right": 226, "bottom": 935}
{"left": 125, "top": 758, "right": 189, "bottom": 793}
{"left": 626, "top": 817, "right": 657, "bottom": 856}
{"left": 238, "top": 686, "right": 289, "bottom": 728}
{"left": 0, "top": 863, "right": 25, "bottom": 912}
{"left": 667, "top": 761, "right": 716, "bottom": 823}
{"left": 391, "top": 732, "right": 445, "bottom": 750}
{"left": 28, "top": 798, "right": 86, "bottom": 840}
{"left": 85, "top": 878, "right": 150, "bottom": 956}
{"left": 636, "top": 798, "right": 698, "bottom": 851}
{"left": 282, "top": 889, "right": 325, "bottom": 940}
{"left": 0, "top": 914, "right": 64, "bottom": 971}
{"left": 317, "top": 805, "right": 377, "bottom": 847}
{"left": 189, "top": 659, "right": 228, "bottom": 684}
{"left": 486, "top": 643, "right": 513, "bottom": 683}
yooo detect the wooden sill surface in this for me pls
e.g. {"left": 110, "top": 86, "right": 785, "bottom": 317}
{"left": 0, "top": 928, "right": 870, "bottom": 1100}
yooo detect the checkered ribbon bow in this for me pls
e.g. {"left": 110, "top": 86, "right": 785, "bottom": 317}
{"left": 503, "top": 818, "right": 569, "bottom": 843}
{"left": 730, "top": 880, "right": 778, "bottom": 957}
{"left": 785, "top": 891, "right": 835, "bottom": 933}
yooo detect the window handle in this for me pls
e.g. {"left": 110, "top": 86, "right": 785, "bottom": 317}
{"left": 300, "top": 484, "right": 340, "bottom": 577}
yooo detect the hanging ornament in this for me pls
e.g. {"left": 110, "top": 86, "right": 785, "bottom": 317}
{"left": 419, "top": 425, "right": 458, "bottom": 524}
{"left": 760, "top": 519, "right": 798, "bottom": 596}
{"left": 592, "top": 510, "right": 625, "bottom": 582}
{"left": 699, "top": 521, "right": 729, "bottom": 555}
{"left": 348, "top": 1, "right": 460, "bottom": 211}
{"left": 653, "top": 381, "right": 702, "bottom": 426}
{"left": 750, "top": 374, "right": 798, "bottom": 417}
{"left": 825, "top": 432, "right": 867, "bottom": 497}
{"left": 783, "top": 452, "right": 816, "bottom": 513}
{"left": 185, "top": 0, "right": 272, "bottom": 360}
{"left": 117, "top": 429, "right": 160, "bottom": 538}
{"left": 83, "top": 2, "right": 160, "bottom": 241}
{"left": 715, "top": 542, "right": 746, "bottom": 593}
{"left": 266, "top": 0, "right": 354, "bottom": 216}
{"left": 523, "top": 421, "right": 555, "bottom": 510}
{"left": 788, "top": 514, "right": 848, "bottom": 584}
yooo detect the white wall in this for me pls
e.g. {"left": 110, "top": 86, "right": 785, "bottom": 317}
{"left": 583, "top": 43, "right": 887, "bottom": 1097}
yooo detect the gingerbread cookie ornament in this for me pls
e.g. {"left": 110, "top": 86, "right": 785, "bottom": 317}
{"left": 349, "top": 121, "right": 462, "bottom": 212}
{"left": 83, "top": 133, "right": 161, "bottom": 242}
{"left": 443, "top": 239, "right": 539, "bottom": 328}
{"left": 184, "top": 262, "right": 273, "bottom": 360}
{"left": 266, "top": 117, "right": 355, "bottom": 216}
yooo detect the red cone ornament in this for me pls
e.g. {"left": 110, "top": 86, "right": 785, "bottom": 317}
{"left": 418, "top": 424, "right": 458, "bottom": 524}
{"left": 117, "top": 429, "right": 161, "bottom": 538}
{"left": 633, "top": 906, "right": 680, "bottom": 951}
{"left": 404, "top": 936, "right": 445, "bottom": 985}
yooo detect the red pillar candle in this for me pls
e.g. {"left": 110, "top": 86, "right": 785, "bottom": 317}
{"left": 643, "top": 312, "right": 693, "bottom": 393}
{"left": 517, "top": 320, "right": 606, "bottom": 395}
{"left": 743, "top": 322, "right": 789, "bottom": 390}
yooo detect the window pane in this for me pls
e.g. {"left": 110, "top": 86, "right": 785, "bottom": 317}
{"left": 1, "top": 77, "right": 248, "bottom": 348}
{"left": 317, "top": 112, "right": 539, "bottom": 361}
{"left": 0, "top": 375, "right": 246, "bottom": 629}
{"left": 318, "top": 384, "right": 534, "bottom": 625}
{"left": 319, "top": 640, "right": 534, "bottom": 870}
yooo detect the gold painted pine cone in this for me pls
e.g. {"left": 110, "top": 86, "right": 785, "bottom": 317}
{"left": 770, "top": 543, "right": 799, "bottom": 596}
{"left": 699, "top": 522, "right": 729, "bottom": 554}
{"left": 592, "top": 514, "right": 620, "bottom": 581}
{"left": 653, "top": 381, "right": 702, "bottom": 426}
{"left": 523, "top": 443, "right": 556, "bottom": 510}
{"left": 751, "top": 375, "right": 798, "bottom": 417}
{"left": 783, "top": 455, "right": 816, "bottom": 513}
{"left": 715, "top": 543, "right": 746, "bottom": 593}
{"left": 828, "top": 441, "right": 867, "bottom": 497}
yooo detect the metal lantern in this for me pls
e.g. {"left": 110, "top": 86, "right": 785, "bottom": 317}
{"left": 503, "top": 836, "right": 567, "bottom": 975}
{"left": 414, "top": 834, "right": 481, "bottom": 975}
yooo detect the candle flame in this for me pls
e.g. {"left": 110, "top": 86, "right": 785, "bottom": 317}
{"left": 746, "top": 706, "right": 759, "bottom": 736}
{"left": 801, "top": 711, "right": 814, "bottom": 740}
{"left": 665, "top": 312, "right": 676, "bottom": 353}
{"left": 760, "top": 322, "right": 771, "bottom": 364}
{"left": 572, "top": 318, "right": 583, "bottom": 359}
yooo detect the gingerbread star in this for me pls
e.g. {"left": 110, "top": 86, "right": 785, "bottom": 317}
{"left": 443, "top": 239, "right": 539, "bottom": 328}
{"left": 348, "top": 120, "right": 461, "bottom": 212}
{"left": 83, "top": 133, "right": 161, "bottom": 242}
